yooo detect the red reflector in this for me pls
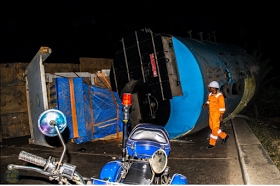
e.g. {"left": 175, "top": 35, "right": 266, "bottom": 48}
{"left": 122, "top": 93, "right": 132, "bottom": 106}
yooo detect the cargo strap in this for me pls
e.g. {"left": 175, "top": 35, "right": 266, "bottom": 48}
{"left": 94, "top": 71, "right": 111, "bottom": 90}
{"left": 69, "top": 78, "right": 79, "bottom": 138}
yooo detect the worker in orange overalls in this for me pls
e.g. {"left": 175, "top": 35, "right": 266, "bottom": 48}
{"left": 202, "top": 81, "right": 229, "bottom": 149}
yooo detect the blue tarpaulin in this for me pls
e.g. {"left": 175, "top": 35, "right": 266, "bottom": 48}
{"left": 56, "top": 78, "right": 123, "bottom": 144}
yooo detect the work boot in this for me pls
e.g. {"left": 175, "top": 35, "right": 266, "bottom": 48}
{"left": 222, "top": 135, "right": 229, "bottom": 144}
{"left": 207, "top": 145, "right": 215, "bottom": 149}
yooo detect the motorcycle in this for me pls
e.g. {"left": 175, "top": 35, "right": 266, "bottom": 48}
{"left": 7, "top": 93, "right": 187, "bottom": 185}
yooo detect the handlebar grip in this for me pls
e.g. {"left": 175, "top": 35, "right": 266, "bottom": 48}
{"left": 19, "top": 151, "right": 47, "bottom": 167}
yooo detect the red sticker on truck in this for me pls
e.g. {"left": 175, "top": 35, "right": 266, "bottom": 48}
{"left": 150, "top": 53, "right": 158, "bottom": 77}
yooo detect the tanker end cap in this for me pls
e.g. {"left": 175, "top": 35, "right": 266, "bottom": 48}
{"left": 39, "top": 46, "right": 52, "bottom": 54}
{"left": 208, "top": 81, "right": 219, "bottom": 88}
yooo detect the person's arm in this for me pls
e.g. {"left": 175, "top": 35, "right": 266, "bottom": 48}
{"left": 202, "top": 99, "right": 210, "bottom": 108}
{"left": 202, "top": 103, "right": 208, "bottom": 108}
{"left": 218, "top": 94, "right": 226, "bottom": 122}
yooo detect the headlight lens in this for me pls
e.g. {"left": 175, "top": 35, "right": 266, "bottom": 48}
{"left": 149, "top": 149, "right": 167, "bottom": 174}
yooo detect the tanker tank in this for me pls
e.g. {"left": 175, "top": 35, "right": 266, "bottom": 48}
{"left": 110, "top": 28, "right": 260, "bottom": 139}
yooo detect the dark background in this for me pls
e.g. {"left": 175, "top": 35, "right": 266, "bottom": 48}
{"left": 3, "top": 0, "right": 279, "bottom": 78}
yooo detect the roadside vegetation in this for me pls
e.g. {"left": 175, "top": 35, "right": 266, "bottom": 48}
{"left": 246, "top": 91, "right": 280, "bottom": 170}
{"left": 243, "top": 49, "right": 280, "bottom": 170}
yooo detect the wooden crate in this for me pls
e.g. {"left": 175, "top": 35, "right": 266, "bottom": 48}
{"left": 79, "top": 57, "right": 112, "bottom": 73}
{"left": 0, "top": 57, "right": 113, "bottom": 141}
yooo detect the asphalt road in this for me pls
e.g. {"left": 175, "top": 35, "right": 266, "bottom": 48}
{"left": 1, "top": 118, "right": 280, "bottom": 184}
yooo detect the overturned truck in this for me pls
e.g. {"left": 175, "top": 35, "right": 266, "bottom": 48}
{"left": 110, "top": 28, "right": 260, "bottom": 139}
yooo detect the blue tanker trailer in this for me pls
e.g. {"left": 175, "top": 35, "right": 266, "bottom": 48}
{"left": 110, "top": 28, "right": 260, "bottom": 139}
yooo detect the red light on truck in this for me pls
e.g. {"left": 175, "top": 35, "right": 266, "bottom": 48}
{"left": 122, "top": 93, "right": 132, "bottom": 106}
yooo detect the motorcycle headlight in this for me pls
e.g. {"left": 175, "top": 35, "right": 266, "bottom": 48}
{"left": 149, "top": 149, "right": 167, "bottom": 174}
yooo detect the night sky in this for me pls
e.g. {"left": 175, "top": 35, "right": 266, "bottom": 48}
{"left": 3, "top": 0, "right": 279, "bottom": 74}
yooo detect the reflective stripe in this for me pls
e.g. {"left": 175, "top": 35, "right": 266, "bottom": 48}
{"left": 219, "top": 108, "right": 225, "bottom": 111}
{"left": 209, "top": 92, "right": 223, "bottom": 98}
{"left": 206, "top": 101, "right": 210, "bottom": 104}
{"left": 217, "top": 129, "right": 222, "bottom": 134}
{"left": 215, "top": 93, "right": 222, "bottom": 98}
{"left": 210, "top": 134, "right": 218, "bottom": 139}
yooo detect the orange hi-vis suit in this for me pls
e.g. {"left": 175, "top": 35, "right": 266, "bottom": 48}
{"left": 206, "top": 92, "right": 227, "bottom": 146}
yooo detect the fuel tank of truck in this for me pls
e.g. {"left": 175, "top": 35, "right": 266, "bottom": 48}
{"left": 110, "top": 28, "right": 260, "bottom": 139}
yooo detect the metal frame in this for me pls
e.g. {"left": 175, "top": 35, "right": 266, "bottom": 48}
{"left": 25, "top": 46, "right": 110, "bottom": 147}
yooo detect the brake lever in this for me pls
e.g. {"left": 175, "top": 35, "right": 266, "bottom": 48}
{"left": 8, "top": 164, "right": 58, "bottom": 177}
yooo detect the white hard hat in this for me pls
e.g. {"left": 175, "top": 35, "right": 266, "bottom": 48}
{"left": 208, "top": 81, "right": 219, "bottom": 88}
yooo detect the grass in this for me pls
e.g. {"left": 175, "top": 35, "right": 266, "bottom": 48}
{"left": 247, "top": 118, "right": 280, "bottom": 170}
{"left": 244, "top": 88, "right": 280, "bottom": 170}
{"left": 243, "top": 49, "right": 280, "bottom": 170}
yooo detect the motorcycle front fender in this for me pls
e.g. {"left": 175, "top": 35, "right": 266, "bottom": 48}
{"left": 170, "top": 173, "right": 188, "bottom": 185}
{"left": 99, "top": 160, "right": 122, "bottom": 182}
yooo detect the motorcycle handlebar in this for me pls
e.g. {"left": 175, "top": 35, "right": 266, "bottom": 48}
{"left": 19, "top": 151, "right": 47, "bottom": 167}
{"left": 9, "top": 151, "right": 89, "bottom": 184}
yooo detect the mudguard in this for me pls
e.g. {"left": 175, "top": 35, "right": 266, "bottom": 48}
{"left": 99, "top": 160, "right": 122, "bottom": 182}
{"left": 170, "top": 173, "right": 188, "bottom": 185}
